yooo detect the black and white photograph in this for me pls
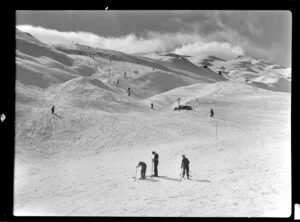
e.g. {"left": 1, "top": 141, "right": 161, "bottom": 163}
{"left": 14, "top": 10, "right": 291, "bottom": 217}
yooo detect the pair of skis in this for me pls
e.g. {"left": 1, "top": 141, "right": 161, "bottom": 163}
{"left": 179, "top": 169, "right": 192, "bottom": 180}
{"left": 179, "top": 175, "right": 191, "bottom": 180}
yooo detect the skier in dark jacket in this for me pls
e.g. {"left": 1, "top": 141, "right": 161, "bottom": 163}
{"left": 181, "top": 155, "right": 190, "bottom": 179}
{"left": 151, "top": 103, "right": 154, "bottom": 109}
{"left": 128, "top": 88, "right": 131, "bottom": 96}
{"left": 152, "top": 151, "right": 159, "bottom": 177}
{"left": 210, "top": 108, "right": 214, "bottom": 117}
{"left": 137, "top": 161, "right": 147, "bottom": 179}
{"left": 51, "top": 105, "right": 55, "bottom": 114}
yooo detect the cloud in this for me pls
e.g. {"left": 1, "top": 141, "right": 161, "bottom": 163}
{"left": 173, "top": 41, "right": 244, "bottom": 62}
{"left": 16, "top": 11, "right": 291, "bottom": 67}
{"left": 17, "top": 25, "right": 243, "bottom": 57}
{"left": 17, "top": 25, "right": 101, "bottom": 46}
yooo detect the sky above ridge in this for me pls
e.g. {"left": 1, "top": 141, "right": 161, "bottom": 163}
{"left": 16, "top": 10, "right": 292, "bottom": 67}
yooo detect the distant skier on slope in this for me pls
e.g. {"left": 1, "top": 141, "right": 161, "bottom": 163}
{"left": 181, "top": 155, "right": 190, "bottom": 179}
{"left": 152, "top": 151, "right": 159, "bottom": 177}
{"left": 51, "top": 105, "right": 55, "bottom": 114}
{"left": 128, "top": 88, "right": 131, "bottom": 96}
{"left": 136, "top": 161, "right": 147, "bottom": 180}
{"left": 151, "top": 102, "right": 154, "bottom": 109}
{"left": 210, "top": 108, "right": 214, "bottom": 117}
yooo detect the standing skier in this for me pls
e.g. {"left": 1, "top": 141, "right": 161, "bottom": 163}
{"left": 210, "top": 108, "right": 214, "bottom": 117}
{"left": 152, "top": 151, "right": 159, "bottom": 177}
{"left": 51, "top": 105, "right": 55, "bottom": 114}
{"left": 181, "top": 155, "right": 190, "bottom": 179}
{"left": 151, "top": 102, "right": 154, "bottom": 109}
{"left": 128, "top": 88, "right": 131, "bottom": 96}
{"left": 136, "top": 161, "right": 147, "bottom": 180}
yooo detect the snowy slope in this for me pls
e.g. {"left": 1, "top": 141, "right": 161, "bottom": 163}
{"left": 186, "top": 55, "right": 291, "bottom": 93}
{"left": 14, "top": 29, "right": 291, "bottom": 217}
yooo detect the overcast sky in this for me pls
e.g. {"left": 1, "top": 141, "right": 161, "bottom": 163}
{"left": 16, "top": 10, "right": 291, "bottom": 67}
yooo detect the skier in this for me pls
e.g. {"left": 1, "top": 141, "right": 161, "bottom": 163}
{"left": 151, "top": 103, "right": 154, "bottom": 109}
{"left": 219, "top": 71, "right": 222, "bottom": 75}
{"left": 181, "top": 155, "right": 190, "bottom": 179}
{"left": 152, "top": 151, "right": 159, "bottom": 177}
{"left": 51, "top": 105, "right": 55, "bottom": 114}
{"left": 128, "top": 88, "right": 131, "bottom": 96}
{"left": 210, "top": 108, "right": 214, "bottom": 117}
{"left": 136, "top": 161, "right": 147, "bottom": 180}
{"left": 117, "top": 80, "right": 119, "bottom": 85}
{"left": 124, "top": 72, "right": 127, "bottom": 77}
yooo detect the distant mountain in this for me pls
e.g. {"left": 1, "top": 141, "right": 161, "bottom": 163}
{"left": 162, "top": 53, "right": 191, "bottom": 58}
{"left": 15, "top": 29, "right": 227, "bottom": 113}
{"left": 184, "top": 55, "right": 225, "bottom": 67}
{"left": 187, "top": 54, "right": 291, "bottom": 93}
{"left": 15, "top": 28, "right": 290, "bottom": 98}
{"left": 16, "top": 28, "right": 44, "bottom": 45}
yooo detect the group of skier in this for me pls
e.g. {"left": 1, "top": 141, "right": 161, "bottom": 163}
{"left": 136, "top": 151, "right": 190, "bottom": 180}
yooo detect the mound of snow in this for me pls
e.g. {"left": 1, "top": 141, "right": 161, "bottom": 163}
{"left": 131, "top": 71, "right": 192, "bottom": 94}
{"left": 16, "top": 54, "right": 76, "bottom": 88}
{"left": 251, "top": 76, "right": 291, "bottom": 93}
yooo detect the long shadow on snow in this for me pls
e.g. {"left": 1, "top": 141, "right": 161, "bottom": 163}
{"left": 192, "top": 179, "right": 211, "bottom": 183}
{"left": 157, "top": 176, "right": 181, "bottom": 182}
{"left": 53, "top": 113, "right": 63, "bottom": 119}
{"left": 160, "top": 176, "right": 211, "bottom": 183}
{"left": 144, "top": 177, "right": 160, "bottom": 182}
